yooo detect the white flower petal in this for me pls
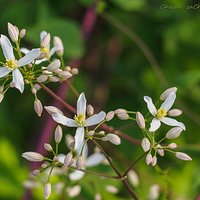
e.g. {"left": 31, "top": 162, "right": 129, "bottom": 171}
{"left": 17, "top": 48, "right": 40, "bottom": 67}
{"left": 57, "top": 154, "right": 66, "bottom": 164}
{"left": 40, "top": 31, "right": 47, "bottom": 41}
{"left": 77, "top": 92, "right": 86, "bottom": 115}
{"left": 74, "top": 127, "right": 85, "bottom": 154}
{"left": 144, "top": 96, "right": 157, "bottom": 116}
{"left": 161, "top": 117, "right": 186, "bottom": 130}
{"left": 86, "top": 153, "right": 105, "bottom": 167}
{"left": 0, "top": 35, "right": 15, "bottom": 60}
{"left": 69, "top": 170, "right": 85, "bottom": 181}
{"left": 50, "top": 46, "right": 63, "bottom": 56}
{"left": 160, "top": 92, "right": 176, "bottom": 111}
{"left": 12, "top": 69, "right": 24, "bottom": 93}
{"left": 51, "top": 113, "right": 77, "bottom": 127}
{"left": 149, "top": 118, "right": 161, "bottom": 132}
{"left": 20, "top": 47, "right": 30, "bottom": 54}
{"left": 82, "top": 144, "right": 88, "bottom": 158}
{"left": 0, "top": 67, "right": 11, "bottom": 78}
{"left": 85, "top": 111, "right": 106, "bottom": 126}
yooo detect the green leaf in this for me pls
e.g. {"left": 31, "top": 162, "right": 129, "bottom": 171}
{"left": 26, "top": 18, "right": 84, "bottom": 58}
{"left": 79, "top": 0, "right": 94, "bottom": 7}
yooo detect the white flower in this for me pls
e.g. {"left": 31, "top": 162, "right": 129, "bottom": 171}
{"left": 144, "top": 92, "right": 185, "bottom": 132}
{"left": 45, "top": 92, "right": 106, "bottom": 152}
{"left": 0, "top": 35, "right": 40, "bottom": 93}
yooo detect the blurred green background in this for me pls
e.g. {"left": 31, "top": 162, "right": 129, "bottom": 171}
{"left": 0, "top": 0, "right": 200, "bottom": 199}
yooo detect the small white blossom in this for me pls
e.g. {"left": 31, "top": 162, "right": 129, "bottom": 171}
{"left": 7, "top": 22, "right": 19, "bottom": 42}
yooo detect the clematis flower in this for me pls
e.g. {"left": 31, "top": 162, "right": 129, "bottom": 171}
{"left": 0, "top": 35, "right": 40, "bottom": 93}
{"left": 144, "top": 92, "right": 185, "bottom": 132}
{"left": 45, "top": 93, "right": 106, "bottom": 152}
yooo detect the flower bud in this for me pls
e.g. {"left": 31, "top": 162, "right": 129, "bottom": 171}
{"left": 37, "top": 75, "right": 48, "bottom": 83}
{"left": 19, "top": 29, "right": 26, "bottom": 38}
{"left": 65, "top": 66, "right": 71, "bottom": 71}
{"left": 166, "top": 127, "right": 183, "bottom": 139}
{"left": 115, "top": 108, "right": 127, "bottom": 114}
{"left": 33, "top": 83, "right": 41, "bottom": 91}
{"left": 58, "top": 71, "right": 72, "bottom": 79}
{"left": 175, "top": 152, "right": 192, "bottom": 161}
{"left": 99, "top": 131, "right": 105, "bottom": 135}
{"left": 32, "top": 169, "right": 40, "bottom": 176}
{"left": 31, "top": 88, "right": 37, "bottom": 95}
{"left": 168, "top": 143, "right": 177, "bottom": 149}
{"left": 105, "top": 185, "right": 118, "bottom": 194}
{"left": 106, "top": 134, "right": 121, "bottom": 145}
{"left": 95, "top": 193, "right": 102, "bottom": 200}
{"left": 136, "top": 112, "right": 145, "bottom": 129}
{"left": 44, "top": 106, "right": 63, "bottom": 115}
{"left": 55, "top": 125, "right": 63, "bottom": 143}
{"left": 64, "top": 152, "right": 73, "bottom": 167}
{"left": 151, "top": 156, "right": 157, "bottom": 166}
{"left": 141, "top": 137, "right": 150, "bottom": 152}
{"left": 49, "top": 76, "right": 60, "bottom": 82}
{"left": 22, "top": 152, "right": 44, "bottom": 162}
{"left": 44, "top": 143, "right": 53, "bottom": 152}
{"left": 67, "top": 185, "right": 81, "bottom": 198}
{"left": 42, "top": 70, "right": 52, "bottom": 75}
{"left": 149, "top": 184, "right": 160, "bottom": 200}
{"left": 127, "top": 170, "right": 139, "bottom": 187}
{"left": 44, "top": 183, "right": 51, "bottom": 200}
{"left": 168, "top": 108, "right": 182, "bottom": 117}
{"left": 106, "top": 111, "right": 115, "bottom": 121}
{"left": 87, "top": 104, "right": 94, "bottom": 116}
{"left": 76, "top": 156, "right": 84, "bottom": 169}
{"left": 156, "top": 145, "right": 164, "bottom": 157}
{"left": 53, "top": 36, "right": 64, "bottom": 56}
{"left": 47, "top": 59, "right": 61, "bottom": 72}
{"left": 116, "top": 112, "right": 129, "bottom": 120}
{"left": 34, "top": 99, "right": 43, "bottom": 117}
{"left": 160, "top": 87, "right": 177, "bottom": 100}
{"left": 41, "top": 33, "right": 50, "bottom": 48}
{"left": 146, "top": 153, "right": 152, "bottom": 165}
{"left": 8, "top": 22, "right": 19, "bottom": 42}
{"left": 87, "top": 130, "right": 95, "bottom": 136}
{"left": 71, "top": 68, "right": 79, "bottom": 75}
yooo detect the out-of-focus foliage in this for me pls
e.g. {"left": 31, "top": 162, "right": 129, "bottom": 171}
{"left": 0, "top": 0, "right": 200, "bottom": 199}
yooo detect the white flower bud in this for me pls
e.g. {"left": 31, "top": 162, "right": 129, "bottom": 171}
{"left": 95, "top": 193, "right": 102, "bottom": 200}
{"left": 44, "top": 143, "right": 53, "bottom": 152}
{"left": 44, "top": 106, "right": 63, "bottom": 115}
{"left": 151, "top": 156, "right": 157, "bottom": 166}
{"left": 99, "top": 131, "right": 105, "bottom": 135}
{"left": 156, "top": 145, "right": 164, "bottom": 157}
{"left": 49, "top": 76, "right": 60, "bottom": 82}
{"left": 10, "top": 81, "right": 15, "bottom": 87}
{"left": 42, "top": 70, "right": 52, "bottom": 75}
{"left": 115, "top": 108, "right": 127, "bottom": 114}
{"left": 65, "top": 134, "right": 75, "bottom": 149}
{"left": 8, "top": 22, "right": 19, "bottom": 42}
{"left": 76, "top": 156, "right": 84, "bottom": 169}
{"left": 106, "top": 134, "right": 121, "bottom": 145}
{"left": 168, "top": 143, "right": 177, "bottom": 149}
{"left": 101, "top": 136, "right": 108, "bottom": 141}
{"left": 33, "top": 83, "right": 41, "bottom": 91}
{"left": 34, "top": 99, "right": 43, "bottom": 117}
{"left": 160, "top": 87, "right": 177, "bottom": 100}
{"left": 127, "top": 170, "right": 139, "bottom": 187}
{"left": 71, "top": 68, "right": 79, "bottom": 75}
{"left": 64, "top": 152, "right": 73, "bottom": 167}
{"left": 31, "top": 88, "right": 37, "bottom": 95}
{"left": 146, "top": 153, "right": 152, "bottom": 165}
{"left": 0, "top": 92, "right": 4, "bottom": 103}
{"left": 166, "top": 127, "right": 183, "bottom": 139}
{"left": 87, "top": 130, "right": 95, "bottom": 136}
{"left": 55, "top": 125, "right": 63, "bottom": 143}
{"left": 87, "top": 104, "right": 94, "bottom": 116}
{"left": 37, "top": 75, "right": 48, "bottom": 83}
{"left": 44, "top": 183, "right": 51, "bottom": 200}
{"left": 41, "top": 33, "right": 50, "bottom": 48}
{"left": 53, "top": 36, "right": 64, "bottom": 56}
{"left": 149, "top": 184, "right": 160, "bottom": 200}
{"left": 32, "top": 169, "right": 40, "bottom": 176}
{"left": 65, "top": 66, "right": 71, "bottom": 71}
{"left": 105, "top": 185, "right": 118, "bottom": 194}
{"left": 19, "top": 29, "right": 26, "bottom": 38}
{"left": 141, "top": 137, "right": 150, "bottom": 152}
{"left": 116, "top": 112, "right": 129, "bottom": 120}
{"left": 58, "top": 71, "right": 72, "bottom": 79}
{"left": 175, "top": 152, "right": 192, "bottom": 161}
{"left": 136, "top": 112, "right": 145, "bottom": 129}
{"left": 47, "top": 59, "right": 61, "bottom": 72}
{"left": 22, "top": 152, "right": 44, "bottom": 162}
{"left": 67, "top": 185, "right": 81, "bottom": 198}
{"left": 106, "top": 111, "right": 115, "bottom": 121}
{"left": 168, "top": 108, "right": 183, "bottom": 117}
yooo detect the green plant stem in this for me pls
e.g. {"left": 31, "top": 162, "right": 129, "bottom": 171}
{"left": 66, "top": 79, "right": 79, "bottom": 97}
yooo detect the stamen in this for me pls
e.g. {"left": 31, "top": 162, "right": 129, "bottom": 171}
{"left": 74, "top": 114, "right": 85, "bottom": 126}
{"left": 156, "top": 108, "right": 167, "bottom": 119}
{"left": 5, "top": 59, "right": 18, "bottom": 69}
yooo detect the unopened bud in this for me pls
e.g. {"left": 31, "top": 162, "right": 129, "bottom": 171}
{"left": 87, "top": 130, "right": 95, "bottom": 136}
{"left": 34, "top": 99, "right": 43, "bottom": 117}
{"left": 87, "top": 104, "right": 94, "bottom": 116}
{"left": 41, "top": 33, "right": 50, "bottom": 48}
{"left": 22, "top": 152, "right": 44, "bottom": 162}
{"left": 55, "top": 125, "right": 63, "bottom": 143}
{"left": 168, "top": 108, "right": 183, "bottom": 117}
{"left": 156, "top": 145, "right": 164, "bottom": 157}
{"left": 175, "top": 152, "right": 192, "bottom": 161}
{"left": 151, "top": 156, "right": 157, "bottom": 166}
{"left": 76, "top": 156, "right": 84, "bottom": 169}
{"left": 127, "top": 170, "right": 139, "bottom": 187}
{"left": 136, "top": 112, "right": 145, "bottom": 129}
{"left": 42, "top": 70, "right": 52, "bottom": 75}
{"left": 33, "top": 83, "right": 41, "bottom": 91}
{"left": 10, "top": 81, "right": 15, "bottom": 88}
{"left": 149, "top": 184, "right": 160, "bottom": 200}
{"left": 71, "top": 68, "right": 79, "bottom": 75}
{"left": 95, "top": 193, "right": 102, "bottom": 200}
{"left": 106, "top": 111, "right": 115, "bottom": 121}
{"left": 53, "top": 36, "right": 64, "bottom": 56}
{"left": 166, "top": 127, "right": 183, "bottom": 139}
{"left": 106, "top": 133, "right": 121, "bottom": 145}
{"left": 168, "top": 143, "right": 177, "bottom": 149}
{"left": 146, "top": 153, "right": 152, "bottom": 165}
{"left": 116, "top": 112, "right": 129, "bottom": 120}
{"left": 31, "top": 88, "right": 37, "bottom": 95}
{"left": 99, "top": 131, "right": 105, "bottom": 135}
{"left": 58, "top": 71, "right": 72, "bottom": 79}
{"left": 105, "top": 185, "right": 118, "bottom": 194}
{"left": 37, "top": 75, "right": 48, "bottom": 83}
{"left": 65, "top": 66, "right": 71, "bottom": 71}
{"left": 160, "top": 87, "right": 177, "bottom": 100}
{"left": 115, "top": 108, "right": 127, "bottom": 114}
{"left": 49, "top": 76, "right": 60, "bottom": 82}
{"left": 47, "top": 59, "right": 61, "bottom": 72}
{"left": 19, "top": 29, "right": 26, "bottom": 38}
{"left": 32, "top": 170, "right": 40, "bottom": 176}
{"left": 141, "top": 137, "right": 150, "bottom": 152}
{"left": 67, "top": 185, "right": 81, "bottom": 198}
{"left": 44, "top": 143, "right": 53, "bottom": 152}
{"left": 64, "top": 152, "right": 73, "bottom": 167}
{"left": 44, "top": 183, "right": 51, "bottom": 200}
{"left": 44, "top": 106, "right": 63, "bottom": 115}
{"left": 8, "top": 22, "right": 19, "bottom": 42}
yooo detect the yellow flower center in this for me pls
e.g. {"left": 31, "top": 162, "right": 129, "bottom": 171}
{"left": 74, "top": 114, "right": 85, "bottom": 126}
{"left": 5, "top": 59, "right": 18, "bottom": 69}
{"left": 156, "top": 108, "right": 167, "bottom": 119}
{"left": 40, "top": 47, "right": 50, "bottom": 59}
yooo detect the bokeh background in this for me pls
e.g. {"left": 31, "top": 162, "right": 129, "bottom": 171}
{"left": 0, "top": 0, "right": 200, "bottom": 199}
